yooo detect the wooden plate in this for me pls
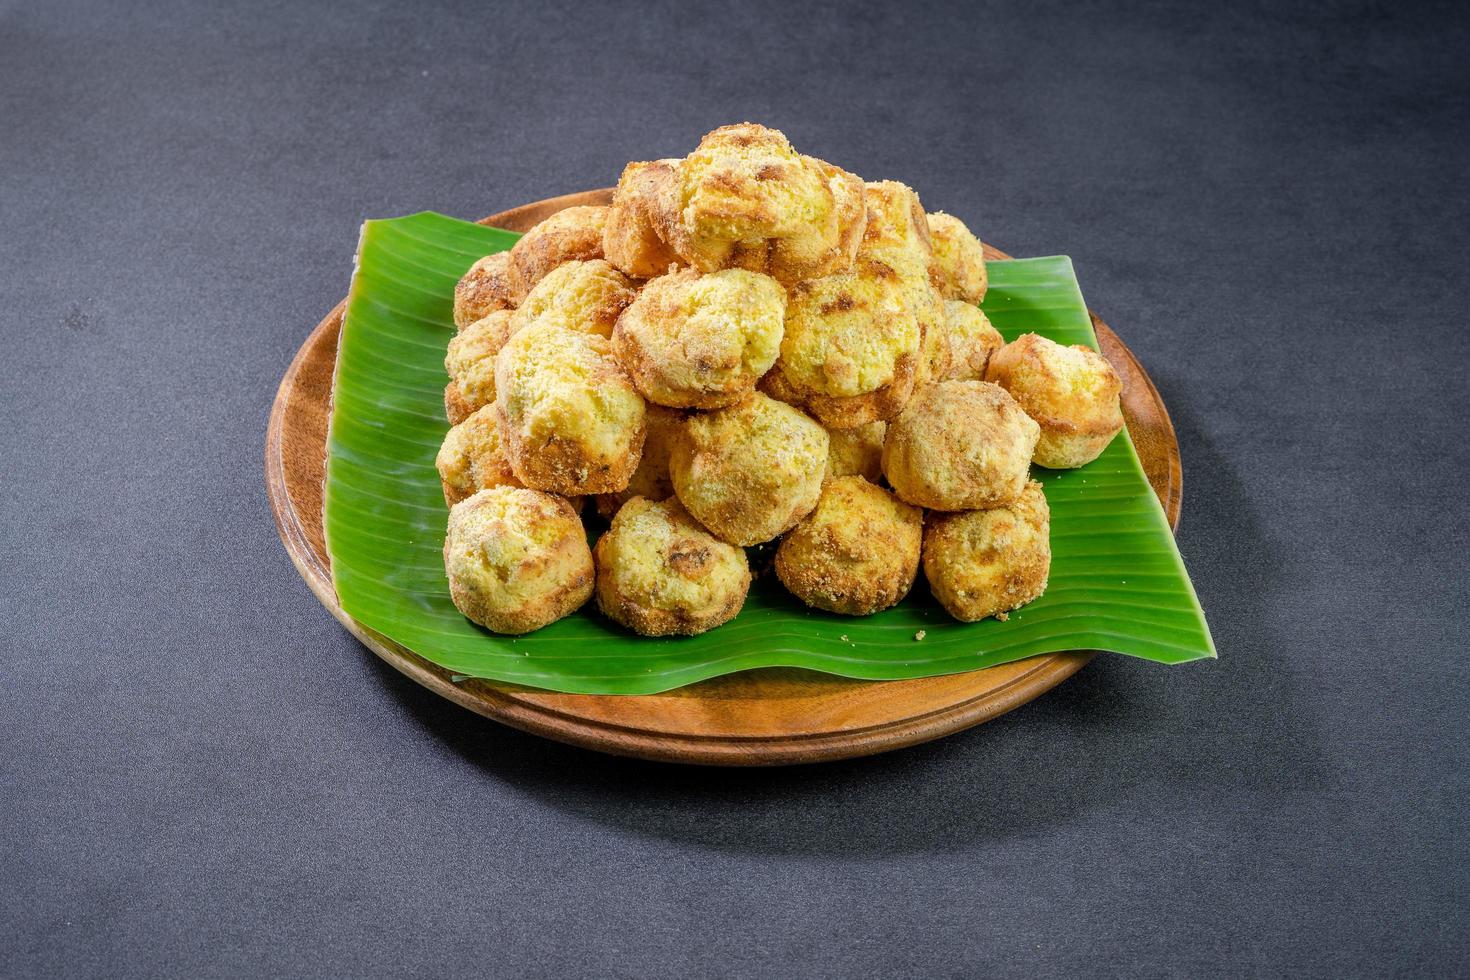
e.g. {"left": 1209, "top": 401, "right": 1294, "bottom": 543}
{"left": 265, "top": 189, "right": 1183, "bottom": 766}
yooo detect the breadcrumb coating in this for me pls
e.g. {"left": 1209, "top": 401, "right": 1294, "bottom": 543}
{"left": 669, "top": 393, "right": 828, "bottom": 546}
{"left": 445, "top": 309, "right": 516, "bottom": 413}
{"left": 594, "top": 496, "right": 751, "bottom": 636}
{"left": 882, "top": 380, "right": 1040, "bottom": 510}
{"left": 509, "top": 259, "right": 637, "bottom": 339}
{"left": 775, "top": 476, "right": 922, "bottom": 615}
{"left": 508, "top": 205, "right": 609, "bottom": 296}
{"left": 986, "top": 333, "right": 1124, "bottom": 469}
{"left": 613, "top": 268, "right": 785, "bottom": 409}
{"left": 762, "top": 255, "right": 920, "bottom": 428}
{"left": 940, "top": 300, "right": 1003, "bottom": 382}
{"left": 923, "top": 480, "right": 1050, "bottom": 622}
{"left": 603, "top": 160, "right": 684, "bottom": 278}
{"left": 454, "top": 252, "right": 522, "bottom": 329}
{"left": 927, "top": 211, "right": 989, "bottom": 303}
{"left": 445, "top": 381, "right": 473, "bottom": 426}
{"left": 658, "top": 123, "right": 867, "bottom": 285}
{"left": 913, "top": 280, "right": 951, "bottom": 386}
{"left": 435, "top": 404, "right": 522, "bottom": 506}
{"left": 444, "top": 487, "right": 593, "bottom": 634}
{"left": 860, "top": 180, "right": 934, "bottom": 279}
{"left": 595, "top": 404, "right": 683, "bottom": 519}
{"left": 824, "top": 420, "right": 886, "bottom": 482}
{"left": 494, "top": 322, "right": 646, "bottom": 495}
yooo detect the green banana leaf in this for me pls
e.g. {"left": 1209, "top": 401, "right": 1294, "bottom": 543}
{"left": 324, "top": 212, "right": 1214, "bottom": 695}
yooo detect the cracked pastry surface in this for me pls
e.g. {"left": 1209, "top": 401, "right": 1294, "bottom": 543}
{"left": 939, "top": 299, "right": 1004, "bottom": 382}
{"left": 435, "top": 404, "right": 523, "bottom": 506}
{"left": 595, "top": 496, "right": 751, "bottom": 636}
{"left": 445, "top": 309, "right": 517, "bottom": 413}
{"left": 775, "top": 475, "right": 922, "bottom": 615}
{"left": 986, "top": 332, "right": 1124, "bottom": 469}
{"left": 494, "top": 322, "right": 646, "bottom": 496}
{"left": 882, "top": 380, "right": 1040, "bottom": 510}
{"left": 453, "top": 251, "right": 521, "bottom": 329}
{"left": 603, "top": 160, "right": 684, "bottom": 279}
{"left": 656, "top": 122, "right": 867, "bottom": 285}
{"left": 444, "top": 486, "right": 594, "bottom": 634}
{"left": 509, "top": 259, "right": 637, "bottom": 339}
{"left": 927, "top": 211, "right": 989, "bottom": 303}
{"left": 613, "top": 267, "right": 785, "bottom": 409}
{"left": 508, "top": 205, "right": 609, "bottom": 296}
{"left": 922, "top": 480, "right": 1050, "bottom": 622}
{"left": 668, "top": 392, "right": 828, "bottom": 546}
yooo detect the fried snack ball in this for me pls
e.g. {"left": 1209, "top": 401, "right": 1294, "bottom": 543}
{"left": 882, "top": 380, "right": 1040, "bottom": 510}
{"left": 453, "top": 252, "right": 521, "bottom": 329}
{"left": 603, "top": 160, "right": 684, "bottom": 278}
{"left": 594, "top": 496, "right": 752, "bottom": 636}
{"left": 509, "top": 259, "right": 636, "bottom": 339}
{"left": 669, "top": 392, "right": 828, "bottom": 546}
{"left": 444, "top": 486, "right": 593, "bottom": 634}
{"left": 613, "top": 268, "right": 785, "bottom": 409}
{"left": 762, "top": 256, "right": 920, "bottom": 429}
{"left": 986, "top": 333, "right": 1125, "bottom": 469}
{"left": 595, "top": 404, "right": 683, "bottom": 519}
{"left": 940, "top": 300, "right": 1004, "bottom": 382}
{"left": 824, "top": 420, "right": 886, "bottom": 483}
{"left": 508, "top": 205, "right": 609, "bottom": 296}
{"left": 495, "top": 322, "right": 646, "bottom": 495}
{"left": 859, "top": 180, "right": 934, "bottom": 277}
{"left": 445, "top": 382, "right": 473, "bottom": 425}
{"left": 435, "top": 405, "right": 522, "bottom": 506}
{"left": 774, "top": 476, "right": 922, "bottom": 615}
{"left": 659, "top": 123, "right": 867, "bottom": 285}
{"left": 913, "top": 281, "right": 951, "bottom": 386}
{"left": 927, "top": 211, "right": 989, "bottom": 303}
{"left": 923, "top": 480, "right": 1050, "bottom": 622}
{"left": 445, "top": 309, "right": 516, "bottom": 413}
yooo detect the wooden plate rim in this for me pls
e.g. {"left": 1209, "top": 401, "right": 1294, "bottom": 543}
{"left": 264, "top": 188, "right": 1182, "bottom": 766}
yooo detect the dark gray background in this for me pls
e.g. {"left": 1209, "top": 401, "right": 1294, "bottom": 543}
{"left": 3, "top": 0, "right": 1466, "bottom": 976}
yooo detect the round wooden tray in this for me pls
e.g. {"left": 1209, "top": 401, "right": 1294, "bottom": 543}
{"left": 265, "top": 189, "right": 1183, "bottom": 766}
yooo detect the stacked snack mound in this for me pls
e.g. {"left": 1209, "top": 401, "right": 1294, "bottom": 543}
{"left": 437, "top": 123, "right": 1126, "bottom": 636}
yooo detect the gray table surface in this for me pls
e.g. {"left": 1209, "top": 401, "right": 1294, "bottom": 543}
{"left": 4, "top": 0, "right": 1467, "bottom": 976}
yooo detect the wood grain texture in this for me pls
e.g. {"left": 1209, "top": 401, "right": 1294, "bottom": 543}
{"left": 265, "top": 188, "right": 1184, "bottom": 766}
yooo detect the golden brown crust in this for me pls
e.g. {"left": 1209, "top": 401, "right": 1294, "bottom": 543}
{"left": 445, "top": 309, "right": 516, "bottom": 412}
{"left": 774, "top": 476, "right": 922, "bottom": 615}
{"left": 912, "top": 280, "right": 951, "bottom": 387}
{"left": 860, "top": 181, "right": 934, "bottom": 277}
{"left": 882, "top": 380, "right": 1040, "bottom": 510}
{"left": 668, "top": 393, "right": 829, "bottom": 546}
{"left": 508, "top": 206, "right": 609, "bottom": 296}
{"left": 654, "top": 123, "right": 868, "bottom": 285}
{"left": 594, "top": 404, "right": 684, "bottom": 519}
{"left": 453, "top": 252, "right": 522, "bottom": 328}
{"left": 494, "top": 323, "right": 647, "bottom": 496}
{"left": 940, "top": 300, "right": 1003, "bottom": 381}
{"left": 594, "top": 497, "right": 751, "bottom": 636}
{"left": 509, "top": 259, "right": 636, "bottom": 339}
{"left": 922, "top": 481, "right": 1050, "bottom": 622}
{"left": 435, "top": 404, "right": 523, "bottom": 506}
{"left": 985, "top": 333, "right": 1124, "bottom": 469}
{"left": 444, "top": 381, "right": 473, "bottom": 426}
{"left": 762, "top": 353, "right": 916, "bottom": 430}
{"left": 444, "top": 487, "right": 593, "bottom": 634}
{"left": 613, "top": 268, "right": 786, "bottom": 409}
{"left": 927, "top": 211, "right": 988, "bottom": 303}
{"left": 762, "top": 254, "right": 920, "bottom": 428}
{"left": 602, "top": 160, "right": 685, "bottom": 278}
